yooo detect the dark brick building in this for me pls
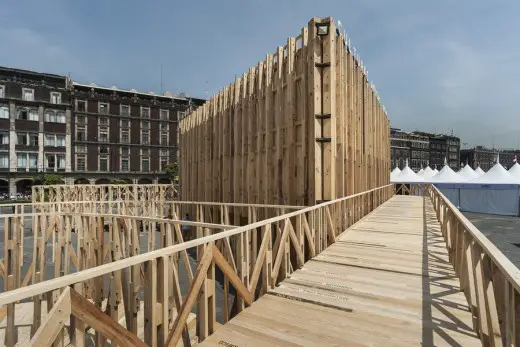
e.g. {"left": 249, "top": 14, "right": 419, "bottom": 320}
{"left": 461, "top": 146, "right": 520, "bottom": 171}
{"left": 0, "top": 66, "right": 204, "bottom": 194}
{"left": 390, "top": 128, "right": 460, "bottom": 171}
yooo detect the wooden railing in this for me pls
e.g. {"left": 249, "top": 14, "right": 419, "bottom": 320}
{"left": 0, "top": 200, "right": 303, "bottom": 299}
{"left": 394, "top": 183, "right": 426, "bottom": 196}
{"left": 429, "top": 184, "right": 520, "bottom": 346}
{"left": 0, "top": 184, "right": 393, "bottom": 347}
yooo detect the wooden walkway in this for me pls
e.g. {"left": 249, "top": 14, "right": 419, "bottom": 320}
{"left": 200, "top": 195, "right": 481, "bottom": 347}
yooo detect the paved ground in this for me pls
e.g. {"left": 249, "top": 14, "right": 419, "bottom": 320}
{"left": 464, "top": 212, "right": 520, "bottom": 268}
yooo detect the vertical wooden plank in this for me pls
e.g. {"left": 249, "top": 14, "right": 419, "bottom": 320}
{"left": 308, "top": 18, "right": 321, "bottom": 204}
{"left": 144, "top": 259, "right": 157, "bottom": 346}
{"left": 158, "top": 256, "right": 169, "bottom": 346}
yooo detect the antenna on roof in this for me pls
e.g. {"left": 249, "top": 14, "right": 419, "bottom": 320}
{"left": 160, "top": 63, "right": 163, "bottom": 94}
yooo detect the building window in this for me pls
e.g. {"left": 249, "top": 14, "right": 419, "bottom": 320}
{"left": 141, "top": 130, "right": 149, "bottom": 145}
{"left": 45, "top": 110, "right": 66, "bottom": 123}
{"left": 76, "top": 126, "right": 87, "bottom": 141}
{"left": 121, "top": 147, "right": 130, "bottom": 171}
{"left": 29, "top": 133, "right": 38, "bottom": 146}
{"left": 0, "top": 85, "right": 4, "bottom": 98}
{"left": 76, "top": 115, "right": 86, "bottom": 125}
{"left": 45, "top": 134, "right": 65, "bottom": 147}
{"left": 57, "top": 154, "right": 65, "bottom": 169}
{"left": 160, "top": 109, "right": 169, "bottom": 121}
{"left": 50, "top": 92, "right": 61, "bottom": 104}
{"left": 99, "top": 117, "right": 109, "bottom": 126}
{"left": 177, "top": 111, "right": 186, "bottom": 120}
{"left": 121, "top": 147, "right": 130, "bottom": 172}
{"left": 99, "top": 127, "right": 109, "bottom": 142}
{"left": 76, "top": 145, "right": 87, "bottom": 153}
{"left": 76, "top": 155, "right": 86, "bottom": 171}
{"left": 142, "top": 120, "right": 149, "bottom": 130}
{"left": 17, "top": 133, "right": 28, "bottom": 145}
{"left": 17, "top": 108, "right": 38, "bottom": 121}
{"left": 17, "top": 153, "right": 27, "bottom": 168}
{"left": 141, "top": 157, "right": 149, "bottom": 172}
{"left": 0, "top": 132, "right": 9, "bottom": 145}
{"left": 17, "top": 133, "right": 37, "bottom": 146}
{"left": 46, "top": 154, "right": 56, "bottom": 169}
{"left": 160, "top": 131, "right": 168, "bottom": 145}
{"left": 0, "top": 106, "right": 8, "bottom": 119}
{"left": 121, "top": 158, "right": 129, "bottom": 171}
{"left": 0, "top": 152, "right": 8, "bottom": 168}
{"left": 141, "top": 148, "right": 149, "bottom": 172}
{"left": 160, "top": 149, "right": 169, "bottom": 171}
{"left": 16, "top": 152, "right": 38, "bottom": 169}
{"left": 76, "top": 100, "right": 86, "bottom": 112}
{"left": 121, "top": 129, "right": 130, "bottom": 144}
{"left": 141, "top": 107, "right": 150, "bottom": 118}
{"left": 22, "top": 88, "right": 34, "bottom": 101}
{"left": 99, "top": 146, "right": 109, "bottom": 154}
{"left": 99, "top": 102, "right": 108, "bottom": 114}
{"left": 121, "top": 119, "right": 130, "bottom": 128}
{"left": 99, "top": 156, "right": 109, "bottom": 171}
{"left": 121, "top": 105, "right": 130, "bottom": 116}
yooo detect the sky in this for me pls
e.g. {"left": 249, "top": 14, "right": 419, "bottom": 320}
{"left": 1, "top": 0, "right": 519, "bottom": 148}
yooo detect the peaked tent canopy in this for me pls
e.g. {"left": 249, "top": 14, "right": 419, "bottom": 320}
{"left": 391, "top": 162, "right": 424, "bottom": 183}
{"left": 469, "top": 162, "right": 520, "bottom": 184}
{"left": 475, "top": 166, "right": 485, "bottom": 176}
{"left": 508, "top": 162, "right": 520, "bottom": 180}
{"left": 430, "top": 165, "right": 461, "bottom": 183}
{"left": 458, "top": 165, "right": 479, "bottom": 181}
{"left": 420, "top": 166, "right": 436, "bottom": 180}
{"left": 390, "top": 166, "right": 401, "bottom": 181}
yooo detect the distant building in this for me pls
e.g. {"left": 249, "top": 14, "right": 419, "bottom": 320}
{"left": 461, "top": 146, "right": 520, "bottom": 170}
{"left": 390, "top": 128, "right": 460, "bottom": 171}
{"left": 390, "top": 128, "right": 411, "bottom": 170}
{"left": 0, "top": 65, "right": 205, "bottom": 194}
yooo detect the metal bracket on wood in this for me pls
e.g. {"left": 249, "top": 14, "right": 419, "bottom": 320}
{"left": 315, "top": 114, "right": 331, "bottom": 119}
{"left": 316, "top": 138, "right": 331, "bottom": 143}
{"left": 315, "top": 62, "right": 331, "bottom": 68}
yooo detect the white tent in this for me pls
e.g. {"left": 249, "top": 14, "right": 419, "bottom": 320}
{"left": 509, "top": 162, "right": 520, "bottom": 180}
{"left": 475, "top": 166, "right": 485, "bottom": 176}
{"left": 420, "top": 166, "right": 435, "bottom": 180}
{"left": 417, "top": 168, "right": 424, "bottom": 175}
{"left": 391, "top": 161, "right": 424, "bottom": 183}
{"left": 390, "top": 166, "right": 401, "bottom": 182}
{"left": 457, "top": 165, "right": 479, "bottom": 181}
{"left": 469, "top": 162, "right": 520, "bottom": 184}
{"left": 455, "top": 162, "right": 520, "bottom": 216}
{"left": 432, "top": 167, "right": 439, "bottom": 175}
{"left": 430, "top": 165, "right": 461, "bottom": 183}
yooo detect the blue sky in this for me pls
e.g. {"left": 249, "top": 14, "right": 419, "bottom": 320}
{"left": 1, "top": 0, "right": 519, "bottom": 148}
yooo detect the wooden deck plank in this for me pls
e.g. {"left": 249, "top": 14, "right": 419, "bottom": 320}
{"left": 200, "top": 195, "right": 481, "bottom": 347}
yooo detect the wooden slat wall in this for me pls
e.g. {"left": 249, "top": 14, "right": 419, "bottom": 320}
{"left": 180, "top": 17, "right": 390, "bottom": 206}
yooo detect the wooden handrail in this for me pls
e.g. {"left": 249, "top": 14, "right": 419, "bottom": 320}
{"left": 0, "top": 184, "right": 392, "bottom": 307}
{"left": 1, "top": 199, "right": 304, "bottom": 210}
{"left": 429, "top": 185, "right": 520, "bottom": 292}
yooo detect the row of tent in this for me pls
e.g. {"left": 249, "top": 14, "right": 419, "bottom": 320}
{"left": 391, "top": 160, "right": 520, "bottom": 184}
{"left": 391, "top": 159, "right": 520, "bottom": 216}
